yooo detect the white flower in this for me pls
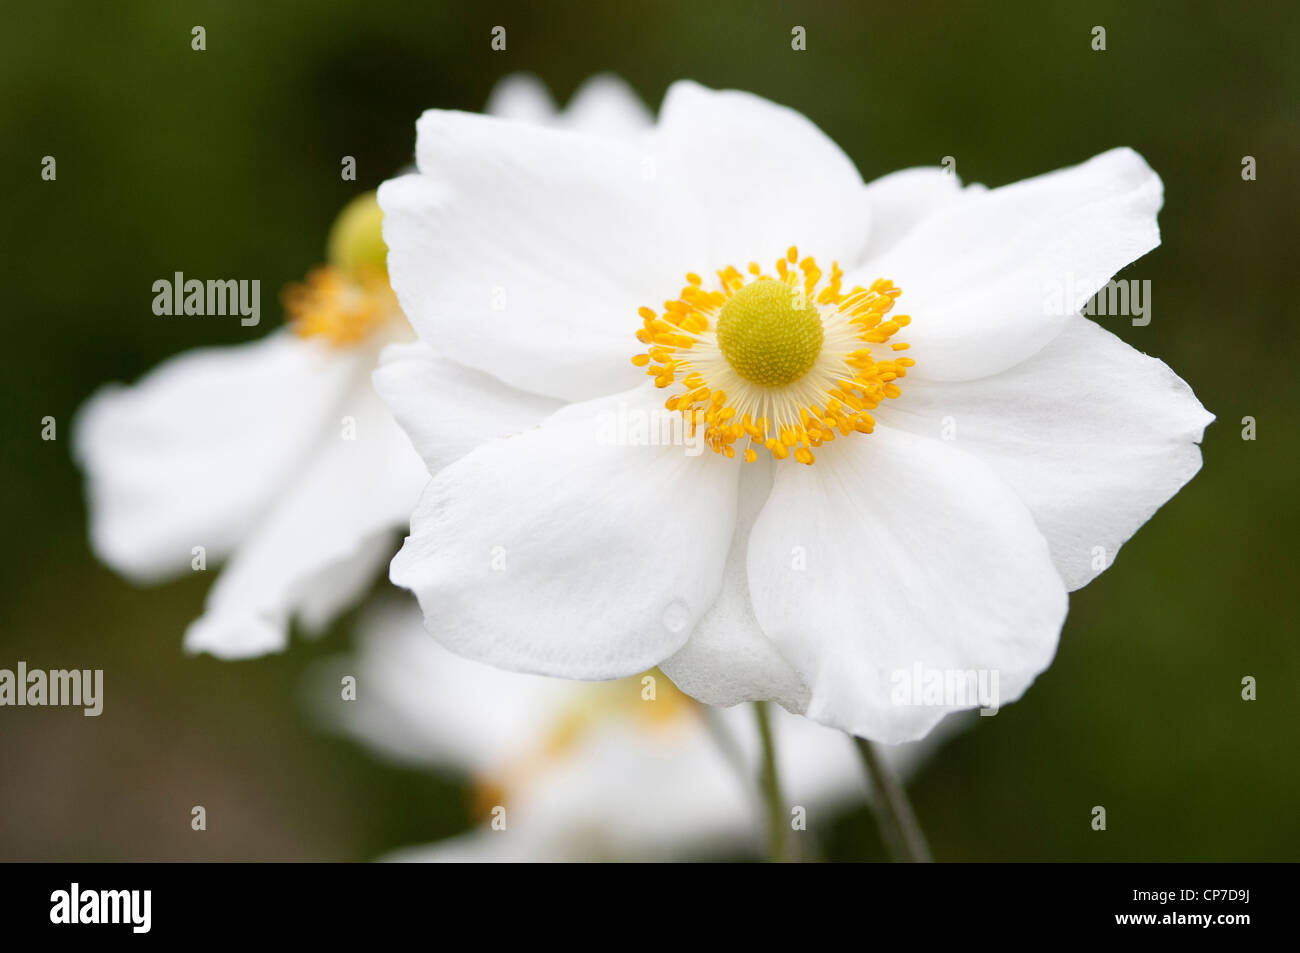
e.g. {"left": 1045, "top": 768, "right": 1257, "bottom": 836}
{"left": 72, "top": 74, "right": 646, "bottom": 659}
{"left": 309, "top": 597, "right": 945, "bottom": 861}
{"left": 378, "top": 80, "right": 1213, "bottom": 742}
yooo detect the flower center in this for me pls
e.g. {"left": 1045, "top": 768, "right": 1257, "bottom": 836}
{"left": 286, "top": 191, "right": 400, "bottom": 347}
{"left": 716, "top": 279, "right": 824, "bottom": 386}
{"left": 469, "top": 673, "right": 696, "bottom": 819}
{"left": 631, "top": 247, "right": 914, "bottom": 465}
{"left": 285, "top": 265, "right": 396, "bottom": 347}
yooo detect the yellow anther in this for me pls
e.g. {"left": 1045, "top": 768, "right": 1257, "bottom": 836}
{"left": 285, "top": 264, "right": 394, "bottom": 347}
{"left": 629, "top": 250, "right": 912, "bottom": 466}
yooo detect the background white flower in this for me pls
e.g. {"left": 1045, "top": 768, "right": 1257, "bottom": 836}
{"left": 72, "top": 74, "right": 650, "bottom": 659}
{"left": 307, "top": 597, "right": 950, "bottom": 862}
{"left": 73, "top": 196, "right": 427, "bottom": 658}
{"left": 377, "top": 80, "right": 1213, "bottom": 742}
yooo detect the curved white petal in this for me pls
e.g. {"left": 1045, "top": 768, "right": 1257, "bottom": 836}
{"left": 73, "top": 330, "right": 360, "bottom": 581}
{"left": 747, "top": 426, "right": 1069, "bottom": 743}
{"left": 858, "top": 166, "right": 967, "bottom": 260}
{"left": 853, "top": 147, "right": 1163, "bottom": 382}
{"left": 661, "top": 460, "right": 810, "bottom": 710}
{"left": 324, "top": 598, "right": 958, "bottom": 861}
{"left": 380, "top": 113, "right": 706, "bottom": 402}
{"left": 376, "top": 683, "right": 950, "bottom": 862}
{"left": 654, "top": 80, "right": 871, "bottom": 268}
{"left": 874, "top": 315, "right": 1213, "bottom": 590}
{"left": 184, "top": 375, "right": 428, "bottom": 658}
{"left": 390, "top": 389, "right": 739, "bottom": 679}
{"left": 483, "top": 73, "right": 558, "bottom": 124}
{"left": 373, "top": 341, "right": 560, "bottom": 474}
{"left": 559, "top": 73, "right": 653, "bottom": 140}
{"left": 321, "top": 600, "right": 756, "bottom": 860}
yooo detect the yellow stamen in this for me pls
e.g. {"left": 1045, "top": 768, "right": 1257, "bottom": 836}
{"left": 284, "top": 264, "right": 396, "bottom": 347}
{"left": 631, "top": 248, "right": 913, "bottom": 465}
{"left": 287, "top": 191, "right": 400, "bottom": 347}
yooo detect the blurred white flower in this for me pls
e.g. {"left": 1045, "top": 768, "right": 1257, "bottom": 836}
{"left": 377, "top": 80, "right": 1213, "bottom": 742}
{"left": 73, "top": 74, "right": 650, "bottom": 658}
{"left": 309, "top": 597, "right": 946, "bottom": 862}
{"left": 74, "top": 193, "right": 426, "bottom": 658}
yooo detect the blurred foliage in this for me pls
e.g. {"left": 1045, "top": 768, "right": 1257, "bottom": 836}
{"left": 1, "top": 0, "right": 1296, "bottom": 860}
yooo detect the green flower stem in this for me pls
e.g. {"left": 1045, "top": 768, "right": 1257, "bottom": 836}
{"left": 852, "top": 736, "right": 933, "bottom": 863}
{"left": 753, "top": 701, "right": 788, "bottom": 863}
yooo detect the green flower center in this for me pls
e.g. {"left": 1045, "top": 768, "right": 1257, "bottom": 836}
{"left": 715, "top": 279, "right": 824, "bottom": 387}
{"left": 326, "top": 191, "right": 388, "bottom": 278}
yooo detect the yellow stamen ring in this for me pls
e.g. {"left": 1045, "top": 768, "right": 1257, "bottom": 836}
{"left": 285, "top": 264, "right": 395, "bottom": 347}
{"left": 631, "top": 246, "right": 914, "bottom": 466}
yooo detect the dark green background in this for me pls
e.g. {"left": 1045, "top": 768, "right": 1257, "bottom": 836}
{"left": 2, "top": 0, "right": 1296, "bottom": 860}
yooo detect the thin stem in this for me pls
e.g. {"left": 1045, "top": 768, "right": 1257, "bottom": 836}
{"left": 753, "top": 701, "right": 788, "bottom": 863}
{"left": 852, "top": 736, "right": 932, "bottom": 863}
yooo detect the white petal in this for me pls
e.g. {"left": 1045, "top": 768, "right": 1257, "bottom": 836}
{"left": 184, "top": 376, "right": 428, "bottom": 658}
{"left": 387, "top": 715, "right": 755, "bottom": 861}
{"left": 875, "top": 315, "right": 1213, "bottom": 589}
{"left": 858, "top": 166, "right": 967, "bottom": 260}
{"left": 293, "top": 531, "right": 397, "bottom": 633}
{"left": 661, "top": 460, "right": 810, "bottom": 710}
{"left": 307, "top": 596, "right": 573, "bottom": 773}
{"left": 654, "top": 80, "right": 870, "bottom": 268}
{"left": 380, "top": 114, "right": 706, "bottom": 402}
{"left": 373, "top": 341, "right": 560, "bottom": 474}
{"left": 853, "top": 147, "right": 1163, "bottom": 381}
{"left": 390, "top": 389, "right": 739, "bottom": 679}
{"left": 73, "top": 330, "right": 360, "bottom": 581}
{"left": 747, "top": 426, "right": 1068, "bottom": 743}
{"left": 559, "top": 73, "right": 653, "bottom": 140}
{"left": 510, "top": 722, "right": 753, "bottom": 860}
{"left": 483, "top": 72, "right": 557, "bottom": 124}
